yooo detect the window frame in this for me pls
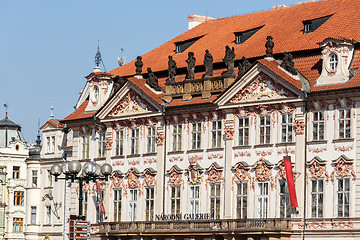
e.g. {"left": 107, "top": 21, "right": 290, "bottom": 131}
{"left": 147, "top": 126, "right": 156, "bottom": 153}
{"left": 30, "top": 206, "right": 36, "bottom": 225}
{"left": 13, "top": 218, "right": 23, "bottom": 232}
{"left": 114, "top": 129, "right": 124, "bottom": 156}
{"left": 311, "top": 179, "right": 324, "bottom": 218}
{"left": 45, "top": 206, "right": 51, "bottom": 225}
{"left": 82, "top": 135, "right": 90, "bottom": 159}
{"left": 13, "top": 166, "right": 20, "bottom": 179}
{"left": 279, "top": 180, "right": 291, "bottom": 218}
{"left": 338, "top": 108, "right": 351, "bottom": 139}
{"left": 129, "top": 189, "right": 138, "bottom": 221}
{"left": 145, "top": 187, "right": 154, "bottom": 221}
{"left": 312, "top": 111, "right": 325, "bottom": 141}
{"left": 32, "top": 170, "right": 38, "bottom": 188}
{"left": 189, "top": 185, "right": 200, "bottom": 215}
{"left": 210, "top": 183, "right": 221, "bottom": 219}
{"left": 329, "top": 53, "right": 338, "bottom": 71}
{"left": 238, "top": 117, "right": 249, "bottom": 146}
{"left": 236, "top": 182, "right": 247, "bottom": 219}
{"left": 83, "top": 191, "right": 88, "bottom": 217}
{"left": 170, "top": 186, "right": 181, "bottom": 215}
{"left": 14, "top": 191, "right": 24, "bottom": 205}
{"left": 259, "top": 115, "right": 271, "bottom": 144}
{"left": 257, "top": 182, "right": 269, "bottom": 218}
{"left": 211, "top": 120, "right": 222, "bottom": 148}
{"left": 281, "top": 113, "right": 293, "bottom": 143}
{"left": 337, "top": 178, "right": 350, "bottom": 218}
{"left": 96, "top": 190, "right": 105, "bottom": 223}
{"left": 172, "top": 124, "right": 182, "bottom": 151}
{"left": 191, "top": 122, "right": 202, "bottom": 150}
{"left": 130, "top": 128, "right": 140, "bottom": 155}
{"left": 98, "top": 132, "right": 106, "bottom": 158}
{"left": 113, "top": 189, "right": 122, "bottom": 221}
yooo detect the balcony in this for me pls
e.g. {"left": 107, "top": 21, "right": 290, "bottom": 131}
{"left": 95, "top": 219, "right": 292, "bottom": 236}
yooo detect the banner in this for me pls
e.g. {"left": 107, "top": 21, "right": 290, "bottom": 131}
{"left": 284, "top": 156, "right": 298, "bottom": 208}
{"left": 96, "top": 181, "right": 106, "bottom": 214}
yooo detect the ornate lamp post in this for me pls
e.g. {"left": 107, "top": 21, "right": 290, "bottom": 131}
{"left": 50, "top": 160, "right": 112, "bottom": 220}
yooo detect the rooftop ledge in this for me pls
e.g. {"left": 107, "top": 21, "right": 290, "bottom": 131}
{"left": 95, "top": 218, "right": 292, "bottom": 236}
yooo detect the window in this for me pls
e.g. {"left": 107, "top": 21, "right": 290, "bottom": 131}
{"left": 170, "top": 186, "right": 181, "bottom": 215}
{"left": 302, "top": 15, "right": 332, "bottom": 34}
{"left": 311, "top": 179, "right": 324, "bottom": 218}
{"left": 236, "top": 182, "right": 247, "bottom": 219}
{"left": 259, "top": 116, "right": 271, "bottom": 144}
{"left": 82, "top": 135, "right": 89, "bottom": 159}
{"left": 279, "top": 180, "right": 291, "bottom": 218}
{"left": 32, "top": 170, "right": 38, "bottom": 187}
{"left": 51, "top": 136, "right": 55, "bottom": 153}
{"left": 96, "top": 191, "right": 104, "bottom": 223}
{"left": 175, "top": 36, "right": 202, "bottom": 54}
{"left": 238, "top": 117, "right": 249, "bottom": 146}
{"left": 83, "top": 191, "right": 88, "bottom": 217}
{"left": 192, "top": 122, "right": 201, "bottom": 150}
{"left": 337, "top": 178, "right": 350, "bottom": 218}
{"left": 98, "top": 132, "right": 106, "bottom": 157}
{"left": 45, "top": 206, "right": 51, "bottom": 225}
{"left": 47, "top": 137, "right": 50, "bottom": 153}
{"left": 115, "top": 130, "right": 124, "bottom": 156}
{"left": 14, "top": 191, "right": 24, "bottom": 205}
{"left": 304, "top": 23, "right": 312, "bottom": 33}
{"left": 94, "top": 86, "right": 99, "bottom": 101}
{"left": 339, "top": 109, "right": 351, "bottom": 139}
{"left": 47, "top": 170, "right": 52, "bottom": 187}
{"left": 30, "top": 206, "right": 36, "bottom": 224}
{"left": 13, "top": 218, "right": 23, "bottom": 232}
{"left": 281, "top": 113, "right": 293, "bottom": 143}
{"left": 113, "top": 189, "right": 122, "bottom": 221}
{"left": 172, "top": 124, "right": 182, "bottom": 151}
{"left": 313, "top": 111, "right": 325, "bottom": 141}
{"left": 257, "top": 182, "right": 269, "bottom": 218}
{"left": 130, "top": 128, "right": 139, "bottom": 155}
{"left": 147, "top": 126, "right": 156, "bottom": 153}
{"left": 211, "top": 120, "right": 222, "bottom": 148}
{"left": 235, "top": 26, "right": 263, "bottom": 44}
{"left": 329, "top": 54, "right": 338, "bottom": 70}
{"left": 129, "top": 189, "right": 138, "bottom": 221}
{"left": 189, "top": 185, "right": 200, "bottom": 215}
{"left": 210, "top": 184, "right": 220, "bottom": 219}
{"left": 145, "top": 187, "right": 154, "bottom": 221}
{"left": 13, "top": 166, "right": 20, "bottom": 179}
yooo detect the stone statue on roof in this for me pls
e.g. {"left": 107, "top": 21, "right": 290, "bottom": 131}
{"left": 186, "top": 52, "right": 196, "bottom": 80}
{"left": 238, "top": 56, "right": 252, "bottom": 77}
{"left": 146, "top": 67, "right": 162, "bottom": 91}
{"left": 203, "top": 49, "right": 213, "bottom": 78}
{"left": 167, "top": 55, "right": 177, "bottom": 83}
{"left": 135, "top": 56, "right": 143, "bottom": 75}
{"left": 223, "top": 45, "right": 236, "bottom": 75}
{"left": 280, "top": 52, "right": 297, "bottom": 75}
{"left": 265, "top": 36, "right": 274, "bottom": 58}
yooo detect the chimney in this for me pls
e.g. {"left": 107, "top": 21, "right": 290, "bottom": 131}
{"left": 187, "top": 14, "right": 218, "bottom": 30}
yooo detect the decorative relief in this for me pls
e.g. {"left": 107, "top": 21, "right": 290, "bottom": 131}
{"left": 206, "top": 164, "right": 224, "bottom": 188}
{"left": 254, "top": 157, "right": 275, "bottom": 189}
{"left": 112, "top": 160, "right": 124, "bottom": 166}
{"left": 143, "top": 169, "right": 156, "bottom": 188}
{"left": 331, "top": 219, "right": 353, "bottom": 229}
{"left": 209, "top": 110, "right": 225, "bottom": 121}
{"left": 299, "top": 220, "right": 327, "bottom": 229}
{"left": 109, "top": 89, "right": 155, "bottom": 116}
{"left": 229, "top": 73, "right": 295, "bottom": 103}
{"left": 308, "top": 146, "right": 327, "bottom": 153}
{"left": 234, "top": 107, "right": 251, "bottom": 118}
{"left": 110, "top": 171, "right": 124, "bottom": 190}
{"left": 256, "top": 150, "right": 272, "bottom": 157}
{"left": 232, "top": 162, "right": 253, "bottom": 190}
{"left": 128, "top": 159, "right": 140, "bottom": 166}
{"left": 127, "top": 167, "right": 141, "bottom": 190}
{"left": 334, "top": 144, "right": 353, "bottom": 152}
{"left": 155, "top": 132, "right": 165, "bottom": 146}
{"left": 224, "top": 127, "right": 235, "bottom": 140}
{"left": 105, "top": 138, "right": 113, "bottom": 150}
{"left": 294, "top": 120, "right": 305, "bottom": 135}
{"left": 307, "top": 157, "right": 329, "bottom": 182}
{"left": 187, "top": 163, "right": 203, "bottom": 185}
{"left": 144, "top": 158, "right": 157, "bottom": 165}
{"left": 277, "top": 148, "right": 295, "bottom": 155}
{"left": 234, "top": 151, "right": 251, "bottom": 158}
{"left": 188, "top": 112, "right": 204, "bottom": 122}
{"left": 169, "top": 114, "right": 185, "bottom": 125}
{"left": 308, "top": 100, "right": 328, "bottom": 111}
{"left": 330, "top": 156, "right": 356, "bottom": 182}
{"left": 167, "top": 166, "right": 184, "bottom": 189}
{"left": 169, "top": 156, "right": 183, "bottom": 162}
{"left": 144, "top": 116, "right": 157, "bottom": 126}
{"left": 335, "top": 97, "right": 355, "bottom": 109}
{"left": 188, "top": 155, "right": 203, "bottom": 163}
{"left": 278, "top": 102, "right": 296, "bottom": 113}
{"left": 208, "top": 153, "right": 224, "bottom": 160}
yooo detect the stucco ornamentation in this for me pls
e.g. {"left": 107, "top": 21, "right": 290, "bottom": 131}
{"left": 187, "top": 163, "right": 203, "bottom": 185}
{"left": 167, "top": 167, "right": 184, "bottom": 189}
{"left": 294, "top": 120, "right": 305, "bottom": 135}
{"left": 254, "top": 157, "right": 275, "bottom": 189}
{"left": 109, "top": 90, "right": 154, "bottom": 116}
{"left": 232, "top": 162, "right": 252, "bottom": 189}
{"left": 331, "top": 219, "right": 353, "bottom": 228}
{"left": 143, "top": 169, "right": 157, "bottom": 188}
{"left": 155, "top": 132, "right": 165, "bottom": 146}
{"left": 206, "top": 164, "right": 224, "bottom": 188}
{"left": 308, "top": 158, "right": 329, "bottom": 182}
{"left": 105, "top": 138, "right": 113, "bottom": 150}
{"left": 110, "top": 171, "right": 124, "bottom": 190}
{"left": 330, "top": 156, "right": 356, "bottom": 182}
{"left": 224, "top": 127, "right": 235, "bottom": 140}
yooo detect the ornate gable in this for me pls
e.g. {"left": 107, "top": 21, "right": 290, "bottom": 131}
{"left": 229, "top": 73, "right": 296, "bottom": 103}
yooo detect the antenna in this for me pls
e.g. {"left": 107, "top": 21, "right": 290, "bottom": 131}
{"left": 118, "top": 48, "right": 126, "bottom": 67}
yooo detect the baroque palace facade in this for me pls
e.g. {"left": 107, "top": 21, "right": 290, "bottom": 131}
{"left": 53, "top": 0, "right": 360, "bottom": 239}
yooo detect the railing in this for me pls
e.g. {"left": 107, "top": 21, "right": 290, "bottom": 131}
{"left": 96, "top": 219, "right": 292, "bottom": 235}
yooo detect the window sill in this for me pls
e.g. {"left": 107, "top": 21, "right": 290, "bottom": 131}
{"left": 44, "top": 186, "right": 53, "bottom": 189}
{"left": 111, "top": 155, "right": 125, "bottom": 159}
{"left": 94, "top": 157, "right": 106, "bottom": 161}
{"left": 307, "top": 140, "right": 327, "bottom": 145}
{"left": 206, "top": 148, "right": 224, "bottom": 152}
{"left": 168, "top": 151, "right": 184, "bottom": 155}
{"left": 254, "top": 144, "right": 273, "bottom": 148}
{"left": 187, "top": 149, "right": 204, "bottom": 153}
{"left": 127, "top": 154, "right": 140, "bottom": 158}
{"left": 142, "top": 152, "right": 157, "bottom": 157}
{"left": 43, "top": 224, "right": 52, "bottom": 227}
{"left": 232, "top": 145, "right": 251, "bottom": 150}
{"left": 275, "top": 142, "right": 296, "bottom": 147}
{"left": 333, "top": 138, "right": 354, "bottom": 143}
{"left": 80, "top": 158, "right": 90, "bottom": 162}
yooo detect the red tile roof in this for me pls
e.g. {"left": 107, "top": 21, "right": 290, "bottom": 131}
{"left": 40, "top": 119, "right": 64, "bottom": 129}
{"left": 62, "top": 100, "right": 96, "bottom": 122}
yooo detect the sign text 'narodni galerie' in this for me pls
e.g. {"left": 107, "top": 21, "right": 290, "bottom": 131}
{"left": 155, "top": 213, "right": 212, "bottom": 221}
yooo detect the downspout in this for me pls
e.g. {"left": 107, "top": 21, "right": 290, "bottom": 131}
{"left": 302, "top": 92, "right": 308, "bottom": 240}
{"left": 162, "top": 105, "right": 167, "bottom": 214}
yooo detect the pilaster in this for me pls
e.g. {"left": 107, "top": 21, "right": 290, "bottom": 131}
{"left": 224, "top": 114, "right": 234, "bottom": 219}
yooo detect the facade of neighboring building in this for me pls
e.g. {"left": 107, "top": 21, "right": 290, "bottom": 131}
{"left": 58, "top": 0, "right": 360, "bottom": 240}
{"left": 0, "top": 116, "right": 28, "bottom": 240}
{"left": 0, "top": 166, "right": 7, "bottom": 240}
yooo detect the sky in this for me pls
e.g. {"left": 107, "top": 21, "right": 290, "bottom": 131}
{"left": 0, "top": 0, "right": 304, "bottom": 143}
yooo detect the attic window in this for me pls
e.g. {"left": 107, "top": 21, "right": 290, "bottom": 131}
{"left": 235, "top": 26, "right": 264, "bottom": 44}
{"left": 175, "top": 36, "right": 202, "bottom": 53}
{"left": 303, "top": 14, "right": 333, "bottom": 34}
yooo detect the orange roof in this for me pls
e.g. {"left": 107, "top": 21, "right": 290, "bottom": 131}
{"left": 40, "top": 119, "right": 64, "bottom": 129}
{"left": 62, "top": 100, "right": 96, "bottom": 122}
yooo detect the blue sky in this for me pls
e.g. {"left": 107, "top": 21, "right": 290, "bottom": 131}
{"left": 0, "top": 0, "right": 303, "bottom": 142}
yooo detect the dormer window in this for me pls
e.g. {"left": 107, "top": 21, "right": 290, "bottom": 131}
{"left": 234, "top": 26, "right": 264, "bottom": 45}
{"left": 94, "top": 86, "right": 99, "bottom": 101}
{"left": 302, "top": 14, "right": 333, "bottom": 34}
{"left": 175, "top": 36, "right": 202, "bottom": 54}
{"left": 329, "top": 54, "right": 338, "bottom": 70}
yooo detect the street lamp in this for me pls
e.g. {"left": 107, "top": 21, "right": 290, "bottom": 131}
{"left": 50, "top": 160, "right": 112, "bottom": 220}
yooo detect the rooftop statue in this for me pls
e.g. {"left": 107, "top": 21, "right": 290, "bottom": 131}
{"left": 186, "top": 52, "right": 196, "bottom": 80}
{"left": 238, "top": 56, "right": 252, "bottom": 77}
{"left": 223, "top": 45, "right": 236, "bottom": 75}
{"left": 167, "top": 55, "right": 177, "bottom": 83}
{"left": 203, "top": 49, "right": 213, "bottom": 78}
{"left": 135, "top": 56, "right": 143, "bottom": 75}
{"left": 280, "top": 52, "right": 297, "bottom": 75}
{"left": 146, "top": 67, "right": 162, "bottom": 91}
{"left": 265, "top": 36, "right": 274, "bottom": 58}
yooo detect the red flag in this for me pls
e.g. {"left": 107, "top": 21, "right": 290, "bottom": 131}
{"left": 96, "top": 181, "right": 106, "bottom": 214}
{"left": 284, "top": 156, "right": 298, "bottom": 208}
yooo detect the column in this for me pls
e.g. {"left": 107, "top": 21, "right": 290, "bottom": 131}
{"left": 224, "top": 114, "right": 235, "bottom": 219}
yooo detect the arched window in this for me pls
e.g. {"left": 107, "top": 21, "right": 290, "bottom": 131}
{"left": 94, "top": 86, "right": 99, "bottom": 101}
{"left": 329, "top": 54, "right": 338, "bottom": 70}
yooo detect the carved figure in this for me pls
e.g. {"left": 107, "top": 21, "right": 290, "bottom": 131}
{"left": 135, "top": 56, "right": 143, "bottom": 75}
{"left": 146, "top": 67, "right": 162, "bottom": 91}
{"left": 222, "top": 45, "right": 236, "bottom": 75}
{"left": 280, "top": 52, "right": 297, "bottom": 75}
{"left": 186, "top": 52, "right": 196, "bottom": 80}
{"left": 265, "top": 36, "right": 274, "bottom": 57}
{"left": 238, "top": 56, "right": 252, "bottom": 76}
{"left": 167, "top": 55, "right": 177, "bottom": 83}
{"left": 203, "top": 49, "right": 213, "bottom": 77}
